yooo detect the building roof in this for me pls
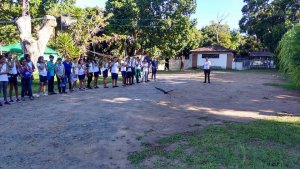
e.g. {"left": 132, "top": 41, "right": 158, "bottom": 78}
{"left": 191, "top": 45, "right": 234, "bottom": 53}
{"left": 249, "top": 51, "right": 274, "bottom": 57}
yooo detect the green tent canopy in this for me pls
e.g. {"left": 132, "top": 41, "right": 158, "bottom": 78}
{"left": 1, "top": 43, "right": 59, "bottom": 54}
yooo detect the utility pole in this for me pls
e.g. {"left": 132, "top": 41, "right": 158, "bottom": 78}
{"left": 22, "top": 0, "right": 30, "bottom": 16}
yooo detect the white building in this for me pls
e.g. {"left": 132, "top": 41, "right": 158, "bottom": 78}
{"left": 187, "top": 45, "right": 235, "bottom": 69}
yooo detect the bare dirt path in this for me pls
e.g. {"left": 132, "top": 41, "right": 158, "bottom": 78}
{"left": 0, "top": 71, "right": 299, "bottom": 169}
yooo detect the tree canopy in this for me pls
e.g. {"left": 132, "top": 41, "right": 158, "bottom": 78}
{"left": 277, "top": 24, "right": 300, "bottom": 86}
{"left": 239, "top": 0, "right": 300, "bottom": 52}
{"left": 105, "top": 0, "right": 201, "bottom": 58}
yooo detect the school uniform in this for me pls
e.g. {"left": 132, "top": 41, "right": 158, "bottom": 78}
{"left": 78, "top": 64, "right": 86, "bottom": 80}
{"left": 126, "top": 61, "right": 132, "bottom": 78}
{"left": 93, "top": 62, "right": 101, "bottom": 77}
{"left": 121, "top": 64, "right": 127, "bottom": 78}
{"left": 37, "top": 62, "right": 47, "bottom": 83}
{"left": 72, "top": 63, "right": 79, "bottom": 82}
{"left": 7, "top": 60, "right": 18, "bottom": 87}
{"left": 0, "top": 63, "right": 9, "bottom": 104}
{"left": 102, "top": 62, "right": 109, "bottom": 78}
{"left": 111, "top": 62, "right": 119, "bottom": 80}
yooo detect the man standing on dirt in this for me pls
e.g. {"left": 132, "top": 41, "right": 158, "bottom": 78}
{"left": 203, "top": 57, "right": 212, "bottom": 83}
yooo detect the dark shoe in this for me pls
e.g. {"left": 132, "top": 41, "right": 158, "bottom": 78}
{"left": 63, "top": 92, "right": 68, "bottom": 94}
{"left": 203, "top": 82, "right": 207, "bottom": 83}
{"left": 87, "top": 87, "right": 92, "bottom": 89}
{"left": 21, "top": 98, "right": 25, "bottom": 101}
{"left": 29, "top": 97, "right": 34, "bottom": 100}
{"left": 95, "top": 86, "right": 99, "bottom": 89}
{"left": 16, "top": 99, "right": 21, "bottom": 103}
{"left": 9, "top": 100, "right": 15, "bottom": 104}
{"left": 4, "top": 101, "right": 10, "bottom": 105}
{"left": 115, "top": 86, "right": 119, "bottom": 88}
{"left": 52, "top": 92, "right": 57, "bottom": 95}
{"left": 0, "top": 102, "right": 2, "bottom": 106}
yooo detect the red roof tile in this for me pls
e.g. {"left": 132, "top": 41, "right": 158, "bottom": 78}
{"left": 191, "top": 45, "right": 234, "bottom": 53}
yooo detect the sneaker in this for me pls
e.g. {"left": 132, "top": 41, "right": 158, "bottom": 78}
{"left": 29, "top": 97, "right": 34, "bottom": 100}
{"left": 44, "top": 93, "right": 48, "bottom": 96}
{"left": 4, "top": 101, "right": 11, "bottom": 105}
{"left": 16, "top": 99, "right": 21, "bottom": 103}
{"left": 52, "top": 92, "right": 57, "bottom": 95}
{"left": 35, "top": 94, "right": 40, "bottom": 98}
{"left": 87, "top": 87, "right": 92, "bottom": 89}
{"left": 21, "top": 98, "right": 25, "bottom": 101}
{"left": 9, "top": 100, "right": 15, "bottom": 104}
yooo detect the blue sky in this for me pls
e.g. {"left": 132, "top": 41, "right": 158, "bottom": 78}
{"left": 75, "top": 0, "right": 245, "bottom": 29}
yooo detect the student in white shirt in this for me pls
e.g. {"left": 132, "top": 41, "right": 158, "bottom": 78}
{"left": 126, "top": 57, "right": 133, "bottom": 85}
{"left": 110, "top": 57, "right": 120, "bottom": 88}
{"left": 86, "top": 58, "right": 94, "bottom": 89}
{"left": 0, "top": 55, "right": 10, "bottom": 106}
{"left": 203, "top": 57, "right": 212, "bottom": 83}
{"left": 36, "top": 56, "right": 48, "bottom": 97}
{"left": 102, "top": 57, "right": 109, "bottom": 88}
{"left": 93, "top": 58, "right": 101, "bottom": 89}
{"left": 77, "top": 59, "right": 86, "bottom": 90}
{"left": 5, "top": 53, "right": 20, "bottom": 103}
{"left": 142, "top": 59, "right": 149, "bottom": 82}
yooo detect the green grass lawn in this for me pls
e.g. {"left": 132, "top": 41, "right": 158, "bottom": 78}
{"left": 128, "top": 117, "right": 300, "bottom": 169}
{"left": 264, "top": 82, "right": 300, "bottom": 91}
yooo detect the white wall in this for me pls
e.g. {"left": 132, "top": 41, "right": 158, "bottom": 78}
{"left": 197, "top": 54, "right": 228, "bottom": 69}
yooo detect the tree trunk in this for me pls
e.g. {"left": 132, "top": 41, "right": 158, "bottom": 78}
{"left": 16, "top": 15, "right": 57, "bottom": 65}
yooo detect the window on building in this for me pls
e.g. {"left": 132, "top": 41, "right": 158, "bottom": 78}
{"left": 202, "top": 54, "right": 219, "bottom": 59}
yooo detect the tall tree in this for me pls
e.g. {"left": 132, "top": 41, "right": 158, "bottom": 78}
{"left": 277, "top": 24, "right": 300, "bottom": 85}
{"left": 105, "top": 0, "right": 200, "bottom": 59}
{"left": 201, "top": 22, "right": 232, "bottom": 49}
{"left": 239, "top": 0, "right": 300, "bottom": 52}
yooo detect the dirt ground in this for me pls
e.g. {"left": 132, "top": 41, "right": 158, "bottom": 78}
{"left": 0, "top": 70, "right": 299, "bottom": 169}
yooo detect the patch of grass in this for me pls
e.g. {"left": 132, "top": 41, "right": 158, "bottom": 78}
{"left": 128, "top": 117, "right": 300, "bottom": 169}
{"left": 264, "top": 82, "right": 300, "bottom": 91}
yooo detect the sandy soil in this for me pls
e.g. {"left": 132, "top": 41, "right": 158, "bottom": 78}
{"left": 0, "top": 70, "right": 299, "bottom": 169}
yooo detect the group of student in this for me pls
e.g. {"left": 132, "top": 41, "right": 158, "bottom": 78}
{"left": 0, "top": 53, "right": 158, "bottom": 107}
